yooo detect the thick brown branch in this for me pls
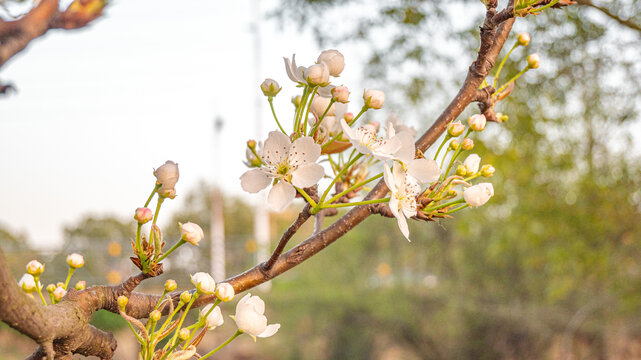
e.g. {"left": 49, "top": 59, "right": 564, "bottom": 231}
{"left": 263, "top": 204, "right": 312, "bottom": 271}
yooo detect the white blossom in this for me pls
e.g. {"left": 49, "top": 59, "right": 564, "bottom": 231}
{"left": 317, "top": 49, "right": 345, "bottom": 77}
{"left": 190, "top": 272, "right": 216, "bottom": 294}
{"left": 463, "top": 154, "right": 481, "bottom": 174}
{"left": 240, "top": 132, "right": 324, "bottom": 211}
{"left": 200, "top": 304, "right": 224, "bottom": 330}
{"left": 304, "top": 63, "right": 330, "bottom": 86}
{"left": 234, "top": 293, "right": 280, "bottom": 339}
{"left": 154, "top": 160, "right": 180, "bottom": 198}
{"left": 216, "top": 283, "right": 235, "bottom": 302}
{"left": 388, "top": 121, "right": 440, "bottom": 183}
{"left": 383, "top": 162, "right": 421, "bottom": 241}
{"left": 18, "top": 274, "right": 38, "bottom": 293}
{"left": 468, "top": 114, "right": 486, "bottom": 132}
{"left": 340, "top": 119, "right": 401, "bottom": 161}
{"left": 463, "top": 183, "right": 494, "bottom": 207}
{"left": 363, "top": 89, "right": 385, "bottom": 109}
{"left": 283, "top": 54, "right": 306, "bottom": 85}
{"left": 67, "top": 253, "right": 85, "bottom": 269}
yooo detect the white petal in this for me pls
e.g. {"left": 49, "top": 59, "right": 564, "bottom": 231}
{"left": 268, "top": 181, "right": 296, "bottom": 211}
{"left": 383, "top": 163, "right": 397, "bottom": 193}
{"left": 288, "top": 136, "right": 321, "bottom": 167}
{"left": 236, "top": 293, "right": 251, "bottom": 313}
{"left": 392, "top": 161, "right": 407, "bottom": 188}
{"left": 395, "top": 209, "right": 411, "bottom": 241}
{"left": 401, "top": 198, "right": 418, "bottom": 219}
{"left": 240, "top": 169, "right": 271, "bottom": 193}
{"left": 408, "top": 159, "right": 441, "bottom": 183}
{"left": 317, "top": 85, "right": 335, "bottom": 98}
{"left": 340, "top": 118, "right": 356, "bottom": 140}
{"left": 257, "top": 324, "right": 281, "bottom": 338}
{"left": 389, "top": 195, "right": 401, "bottom": 219}
{"left": 247, "top": 295, "right": 265, "bottom": 315}
{"left": 284, "top": 56, "right": 298, "bottom": 83}
{"left": 372, "top": 138, "right": 402, "bottom": 161}
{"left": 334, "top": 102, "right": 348, "bottom": 120}
{"left": 263, "top": 131, "right": 291, "bottom": 165}
{"left": 393, "top": 132, "right": 415, "bottom": 163}
{"left": 291, "top": 163, "right": 324, "bottom": 188}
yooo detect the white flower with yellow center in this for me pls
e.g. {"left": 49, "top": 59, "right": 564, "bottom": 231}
{"left": 383, "top": 162, "right": 421, "bottom": 241}
{"left": 240, "top": 131, "right": 324, "bottom": 211}
{"left": 389, "top": 122, "right": 441, "bottom": 183}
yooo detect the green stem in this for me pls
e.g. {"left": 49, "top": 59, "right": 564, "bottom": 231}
{"left": 294, "top": 86, "right": 309, "bottom": 136}
{"left": 321, "top": 197, "right": 390, "bottom": 209}
{"left": 433, "top": 134, "right": 451, "bottom": 161}
{"left": 318, "top": 153, "right": 363, "bottom": 208}
{"left": 496, "top": 65, "right": 530, "bottom": 94}
{"left": 295, "top": 187, "right": 317, "bottom": 208}
{"left": 493, "top": 42, "right": 519, "bottom": 89}
{"left": 156, "top": 239, "right": 186, "bottom": 262}
{"left": 159, "top": 341, "right": 180, "bottom": 360}
{"left": 126, "top": 320, "right": 145, "bottom": 344}
{"left": 302, "top": 86, "right": 318, "bottom": 136}
{"left": 168, "top": 293, "right": 199, "bottom": 348}
{"left": 63, "top": 267, "right": 75, "bottom": 290}
{"left": 249, "top": 145, "right": 264, "bottom": 166}
{"left": 310, "top": 98, "right": 336, "bottom": 137}
{"left": 423, "top": 198, "right": 465, "bottom": 213}
{"left": 144, "top": 184, "right": 161, "bottom": 208}
{"left": 327, "top": 155, "right": 339, "bottom": 176}
{"left": 444, "top": 203, "right": 469, "bottom": 214}
{"left": 443, "top": 129, "right": 472, "bottom": 180}
{"left": 34, "top": 278, "right": 47, "bottom": 306}
{"left": 135, "top": 223, "right": 143, "bottom": 254}
{"left": 325, "top": 173, "right": 383, "bottom": 205}
{"left": 440, "top": 148, "right": 452, "bottom": 169}
{"left": 464, "top": 174, "right": 481, "bottom": 182}
{"left": 199, "top": 330, "right": 243, "bottom": 360}
{"left": 268, "top": 97, "right": 287, "bottom": 135}
{"left": 156, "top": 301, "right": 186, "bottom": 340}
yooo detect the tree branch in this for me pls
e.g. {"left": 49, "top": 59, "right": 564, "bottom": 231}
{"left": 576, "top": 0, "right": 641, "bottom": 33}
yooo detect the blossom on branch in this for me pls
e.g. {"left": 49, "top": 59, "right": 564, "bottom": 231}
{"left": 233, "top": 293, "right": 280, "bottom": 340}
{"left": 384, "top": 162, "right": 421, "bottom": 241}
{"left": 463, "top": 183, "right": 494, "bottom": 207}
{"left": 340, "top": 119, "right": 401, "bottom": 161}
{"left": 240, "top": 131, "right": 324, "bottom": 211}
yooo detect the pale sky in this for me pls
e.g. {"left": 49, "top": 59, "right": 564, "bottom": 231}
{"left": 0, "top": 0, "right": 376, "bottom": 249}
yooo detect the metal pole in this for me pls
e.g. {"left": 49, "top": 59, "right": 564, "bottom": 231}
{"left": 251, "top": 0, "right": 271, "bottom": 291}
{"left": 211, "top": 116, "right": 226, "bottom": 281}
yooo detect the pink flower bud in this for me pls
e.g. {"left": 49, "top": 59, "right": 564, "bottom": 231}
{"left": 331, "top": 86, "right": 350, "bottom": 103}
{"left": 363, "top": 89, "right": 385, "bottom": 109}
{"left": 75, "top": 281, "right": 86, "bottom": 290}
{"left": 134, "top": 207, "right": 153, "bottom": 224}
{"left": 53, "top": 286, "right": 67, "bottom": 302}
{"left": 165, "top": 279, "right": 178, "bottom": 292}
{"left": 344, "top": 112, "right": 354, "bottom": 123}
{"left": 468, "top": 114, "right": 486, "bottom": 132}
{"left": 26, "top": 260, "right": 44, "bottom": 276}
{"left": 447, "top": 120, "right": 465, "bottom": 137}
{"left": 462, "top": 138, "right": 474, "bottom": 150}
{"left": 180, "top": 222, "right": 204, "bottom": 245}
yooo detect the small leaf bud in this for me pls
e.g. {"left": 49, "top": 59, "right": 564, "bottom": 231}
{"left": 462, "top": 138, "right": 474, "bottom": 150}
{"left": 291, "top": 95, "right": 302, "bottom": 108}
{"left": 117, "top": 295, "right": 128, "bottom": 310}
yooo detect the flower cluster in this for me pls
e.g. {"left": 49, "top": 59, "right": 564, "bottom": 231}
{"left": 117, "top": 273, "right": 279, "bottom": 359}
{"left": 17, "top": 253, "right": 86, "bottom": 305}
{"left": 238, "top": 46, "right": 535, "bottom": 241}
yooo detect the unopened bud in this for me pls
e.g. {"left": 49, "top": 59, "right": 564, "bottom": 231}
{"left": 47, "top": 284, "right": 56, "bottom": 293}
{"left": 305, "top": 63, "right": 330, "bottom": 86}
{"left": 56, "top": 282, "right": 65, "bottom": 288}
{"left": 363, "top": 89, "right": 385, "bottom": 109}
{"left": 468, "top": 114, "right": 486, "bottom": 132}
{"left": 180, "top": 291, "right": 192, "bottom": 304}
{"left": 527, "top": 53, "right": 540, "bottom": 69}
{"left": 331, "top": 86, "right": 350, "bottom": 103}
{"left": 447, "top": 120, "right": 465, "bottom": 137}
{"left": 317, "top": 49, "right": 345, "bottom": 77}
{"left": 247, "top": 139, "right": 257, "bottom": 149}
{"left": 75, "top": 281, "right": 86, "bottom": 291}
{"left": 149, "top": 310, "right": 162, "bottom": 323}
{"left": 154, "top": 160, "right": 179, "bottom": 199}
{"left": 449, "top": 139, "right": 460, "bottom": 151}
{"left": 260, "top": 78, "right": 281, "bottom": 97}
{"left": 456, "top": 165, "right": 467, "bottom": 176}
{"left": 481, "top": 164, "right": 495, "bottom": 177}
{"left": 447, "top": 189, "right": 458, "bottom": 197}
{"left": 178, "top": 328, "right": 190, "bottom": 341}
{"left": 291, "top": 95, "right": 302, "bottom": 108}
{"left": 117, "top": 295, "right": 128, "bottom": 310}
{"left": 152, "top": 224, "right": 162, "bottom": 252}
{"left": 66, "top": 253, "right": 85, "bottom": 269}
{"left": 18, "top": 274, "right": 37, "bottom": 293}
{"left": 517, "top": 32, "right": 531, "bottom": 47}
{"left": 134, "top": 207, "right": 153, "bottom": 224}
{"left": 53, "top": 286, "right": 67, "bottom": 302}
{"left": 462, "top": 138, "right": 474, "bottom": 150}
{"left": 344, "top": 112, "right": 354, "bottom": 123}
{"left": 26, "top": 260, "right": 44, "bottom": 276}
{"left": 165, "top": 279, "right": 178, "bottom": 292}
{"left": 215, "top": 283, "right": 235, "bottom": 302}
{"left": 180, "top": 222, "right": 204, "bottom": 245}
